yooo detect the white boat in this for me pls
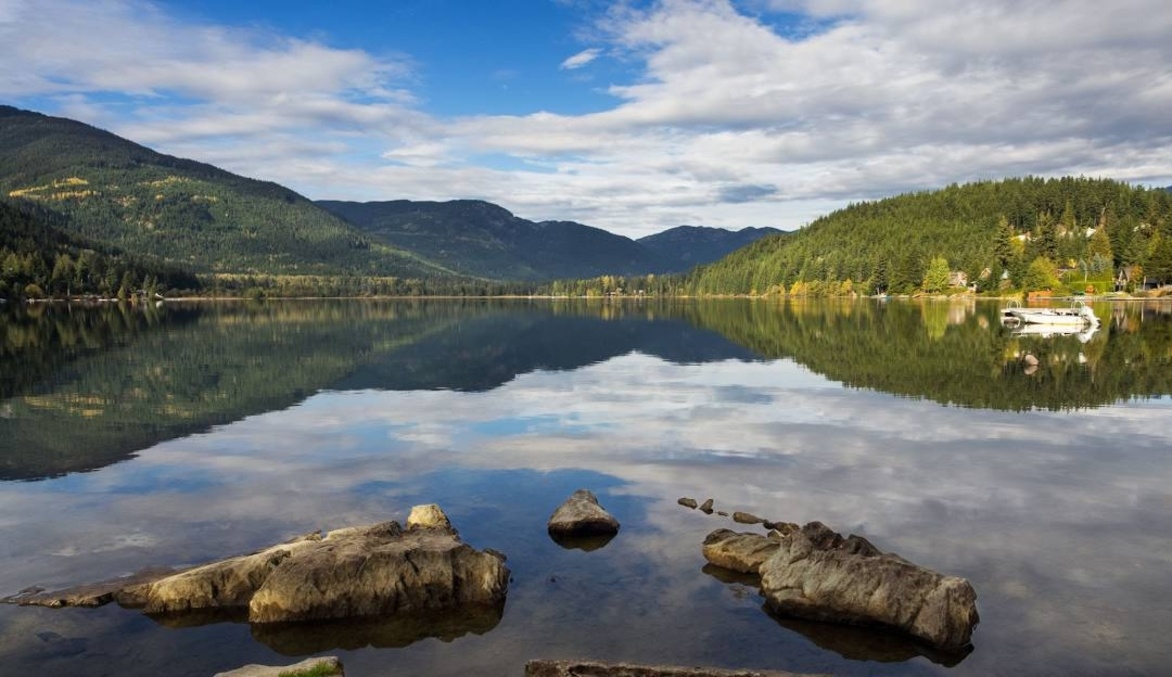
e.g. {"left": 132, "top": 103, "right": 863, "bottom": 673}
{"left": 1001, "top": 300, "right": 1100, "bottom": 328}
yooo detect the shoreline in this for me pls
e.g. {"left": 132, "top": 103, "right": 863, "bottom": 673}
{"left": 10, "top": 290, "right": 1171, "bottom": 304}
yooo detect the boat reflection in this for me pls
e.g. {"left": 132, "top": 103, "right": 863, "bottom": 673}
{"left": 1008, "top": 322, "right": 1099, "bottom": 343}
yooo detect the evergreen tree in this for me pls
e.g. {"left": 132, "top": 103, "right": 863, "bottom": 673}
{"left": 994, "top": 216, "right": 1015, "bottom": 266}
{"left": 922, "top": 255, "right": 951, "bottom": 293}
{"left": 1149, "top": 233, "right": 1172, "bottom": 285}
{"left": 1033, "top": 212, "right": 1059, "bottom": 260}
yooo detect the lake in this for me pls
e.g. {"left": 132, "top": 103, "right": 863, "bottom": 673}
{"left": 1, "top": 298, "right": 1170, "bottom": 676}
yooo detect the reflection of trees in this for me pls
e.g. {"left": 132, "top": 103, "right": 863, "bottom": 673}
{"left": 0, "top": 301, "right": 469, "bottom": 480}
{"left": 675, "top": 299, "right": 1172, "bottom": 411}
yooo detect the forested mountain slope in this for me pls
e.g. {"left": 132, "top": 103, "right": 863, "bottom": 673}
{"left": 316, "top": 199, "right": 674, "bottom": 280}
{"left": 1, "top": 200, "right": 199, "bottom": 297}
{"left": 0, "top": 106, "right": 452, "bottom": 278}
{"left": 688, "top": 177, "right": 1172, "bottom": 295}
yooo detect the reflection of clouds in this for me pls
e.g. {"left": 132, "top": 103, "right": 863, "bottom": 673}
{"left": 2, "top": 354, "right": 1171, "bottom": 674}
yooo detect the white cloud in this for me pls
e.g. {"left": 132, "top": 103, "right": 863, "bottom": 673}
{"left": 2, "top": 0, "right": 1171, "bottom": 237}
{"left": 560, "top": 47, "right": 603, "bottom": 69}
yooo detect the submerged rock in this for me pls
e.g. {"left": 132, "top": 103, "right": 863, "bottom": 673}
{"left": 11, "top": 506, "right": 510, "bottom": 628}
{"left": 215, "top": 656, "right": 343, "bottom": 677}
{"left": 701, "top": 521, "right": 979, "bottom": 651}
{"left": 548, "top": 489, "right": 620, "bottom": 537}
{"left": 525, "top": 659, "right": 827, "bottom": 677}
{"left": 4, "top": 567, "right": 179, "bottom": 609}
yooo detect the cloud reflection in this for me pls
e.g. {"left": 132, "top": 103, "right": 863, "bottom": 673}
{"left": 1, "top": 353, "right": 1171, "bottom": 675}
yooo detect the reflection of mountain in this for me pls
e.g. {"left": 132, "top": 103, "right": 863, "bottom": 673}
{"left": 335, "top": 302, "right": 758, "bottom": 392}
{"left": 0, "top": 301, "right": 756, "bottom": 481}
{"left": 4, "top": 299, "right": 1170, "bottom": 482}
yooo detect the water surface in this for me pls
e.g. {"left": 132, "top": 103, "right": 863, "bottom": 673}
{"left": 1, "top": 299, "right": 1170, "bottom": 676}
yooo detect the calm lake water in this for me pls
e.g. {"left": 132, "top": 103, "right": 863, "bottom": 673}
{"left": 1, "top": 298, "right": 1170, "bottom": 676}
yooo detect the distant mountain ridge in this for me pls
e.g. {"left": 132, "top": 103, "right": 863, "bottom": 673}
{"left": 317, "top": 199, "right": 782, "bottom": 280}
{"left": 316, "top": 199, "right": 671, "bottom": 280}
{"left": 637, "top": 225, "right": 781, "bottom": 268}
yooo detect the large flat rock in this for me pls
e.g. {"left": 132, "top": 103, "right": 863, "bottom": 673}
{"left": 701, "top": 521, "right": 978, "bottom": 651}
{"left": 759, "top": 526, "right": 978, "bottom": 650}
{"left": 8, "top": 507, "right": 510, "bottom": 628}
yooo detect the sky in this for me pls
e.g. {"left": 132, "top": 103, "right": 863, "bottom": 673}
{"left": 2, "top": 0, "right": 1172, "bottom": 238}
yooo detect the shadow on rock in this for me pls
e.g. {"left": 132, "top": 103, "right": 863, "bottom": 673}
{"left": 250, "top": 601, "right": 506, "bottom": 655}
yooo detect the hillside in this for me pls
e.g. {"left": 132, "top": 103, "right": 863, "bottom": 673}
{"left": 316, "top": 199, "right": 674, "bottom": 280}
{"left": 1, "top": 200, "right": 199, "bottom": 297}
{"left": 0, "top": 106, "right": 452, "bottom": 278}
{"left": 637, "top": 225, "right": 780, "bottom": 268}
{"left": 688, "top": 177, "right": 1172, "bottom": 295}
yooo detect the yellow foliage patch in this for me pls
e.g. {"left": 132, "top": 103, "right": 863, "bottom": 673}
{"left": 141, "top": 176, "right": 189, "bottom": 188}
{"left": 8, "top": 176, "right": 91, "bottom": 198}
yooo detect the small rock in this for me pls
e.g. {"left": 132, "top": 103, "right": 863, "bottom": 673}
{"left": 732, "top": 511, "right": 764, "bottom": 525}
{"left": 1024, "top": 353, "right": 1039, "bottom": 367}
{"left": 215, "top": 656, "right": 343, "bottom": 677}
{"left": 699, "top": 499, "right": 714, "bottom": 514}
{"left": 407, "top": 504, "right": 452, "bottom": 530}
{"left": 678, "top": 497, "right": 699, "bottom": 509}
{"left": 716, "top": 511, "right": 729, "bottom": 517}
{"left": 548, "top": 489, "right": 620, "bottom": 537}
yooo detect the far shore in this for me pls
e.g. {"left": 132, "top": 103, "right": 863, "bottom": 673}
{"left": 11, "top": 290, "right": 1172, "bottom": 305}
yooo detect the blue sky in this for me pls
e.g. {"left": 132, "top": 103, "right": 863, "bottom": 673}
{"left": 2, "top": 0, "right": 1172, "bottom": 237}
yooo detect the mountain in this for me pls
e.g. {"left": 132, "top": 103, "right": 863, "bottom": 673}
{"left": 688, "top": 177, "right": 1172, "bottom": 295}
{"left": 316, "top": 199, "right": 673, "bottom": 280}
{"left": 637, "top": 225, "right": 781, "bottom": 268}
{"left": 0, "top": 106, "right": 453, "bottom": 278}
